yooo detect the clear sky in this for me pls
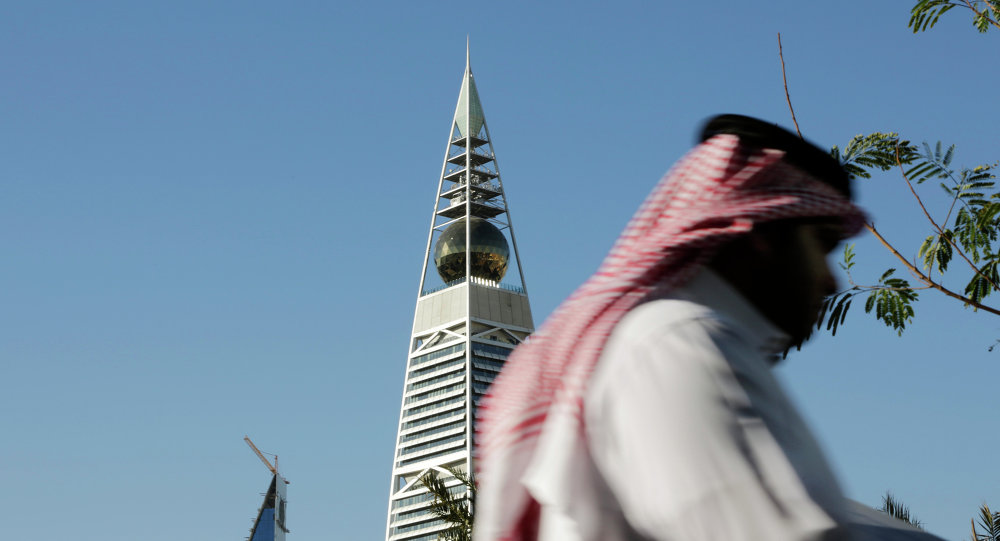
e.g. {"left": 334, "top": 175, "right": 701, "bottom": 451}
{"left": 3, "top": 2, "right": 998, "bottom": 540}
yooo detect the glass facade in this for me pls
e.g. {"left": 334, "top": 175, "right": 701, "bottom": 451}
{"left": 404, "top": 382, "right": 464, "bottom": 405}
{"left": 409, "top": 344, "right": 464, "bottom": 369}
{"left": 251, "top": 509, "right": 275, "bottom": 541}
{"left": 248, "top": 474, "right": 288, "bottom": 541}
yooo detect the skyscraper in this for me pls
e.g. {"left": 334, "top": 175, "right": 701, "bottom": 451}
{"left": 384, "top": 48, "right": 534, "bottom": 541}
{"left": 247, "top": 474, "right": 289, "bottom": 541}
{"left": 243, "top": 437, "right": 289, "bottom": 541}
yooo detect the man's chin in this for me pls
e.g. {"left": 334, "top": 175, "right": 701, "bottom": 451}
{"left": 780, "top": 321, "right": 820, "bottom": 358}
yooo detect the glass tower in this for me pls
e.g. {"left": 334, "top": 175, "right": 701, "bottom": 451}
{"left": 248, "top": 474, "right": 288, "bottom": 541}
{"left": 383, "top": 46, "right": 534, "bottom": 541}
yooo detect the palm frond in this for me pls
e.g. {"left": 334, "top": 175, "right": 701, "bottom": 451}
{"left": 973, "top": 504, "right": 1000, "bottom": 541}
{"left": 419, "top": 467, "right": 477, "bottom": 541}
{"left": 880, "top": 492, "right": 924, "bottom": 529}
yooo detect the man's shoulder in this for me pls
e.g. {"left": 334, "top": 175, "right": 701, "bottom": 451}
{"left": 611, "top": 296, "right": 733, "bottom": 347}
{"left": 587, "top": 296, "right": 752, "bottom": 431}
{"left": 595, "top": 293, "right": 764, "bottom": 388}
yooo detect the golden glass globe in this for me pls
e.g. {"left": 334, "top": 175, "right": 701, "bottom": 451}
{"left": 434, "top": 217, "right": 509, "bottom": 283}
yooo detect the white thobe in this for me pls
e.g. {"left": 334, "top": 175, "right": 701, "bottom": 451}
{"left": 529, "top": 270, "right": 940, "bottom": 541}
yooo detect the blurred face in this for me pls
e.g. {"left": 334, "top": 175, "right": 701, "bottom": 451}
{"left": 753, "top": 220, "right": 843, "bottom": 345}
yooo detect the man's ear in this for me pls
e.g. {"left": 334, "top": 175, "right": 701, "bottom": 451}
{"left": 715, "top": 229, "right": 775, "bottom": 264}
{"left": 707, "top": 229, "right": 777, "bottom": 293}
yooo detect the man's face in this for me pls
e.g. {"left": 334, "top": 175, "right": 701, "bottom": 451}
{"left": 753, "top": 220, "right": 843, "bottom": 345}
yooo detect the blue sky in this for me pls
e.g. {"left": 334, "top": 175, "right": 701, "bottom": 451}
{"left": 2, "top": 2, "right": 998, "bottom": 540}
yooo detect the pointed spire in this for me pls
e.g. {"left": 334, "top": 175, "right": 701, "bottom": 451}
{"left": 455, "top": 38, "right": 484, "bottom": 138}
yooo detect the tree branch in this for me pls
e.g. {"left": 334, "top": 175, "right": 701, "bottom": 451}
{"left": 960, "top": 0, "right": 1000, "bottom": 30}
{"left": 777, "top": 33, "right": 803, "bottom": 139}
{"left": 865, "top": 222, "right": 1000, "bottom": 315}
{"left": 894, "top": 145, "right": 1000, "bottom": 292}
{"left": 778, "top": 27, "right": 1000, "bottom": 322}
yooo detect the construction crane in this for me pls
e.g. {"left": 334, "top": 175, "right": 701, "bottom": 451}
{"left": 244, "top": 435, "right": 289, "bottom": 484}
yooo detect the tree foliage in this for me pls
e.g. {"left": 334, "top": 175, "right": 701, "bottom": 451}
{"left": 419, "top": 466, "right": 476, "bottom": 541}
{"left": 972, "top": 504, "right": 1000, "bottom": 541}
{"left": 791, "top": 3, "right": 1000, "bottom": 339}
{"left": 909, "top": 0, "right": 1000, "bottom": 33}
{"left": 817, "top": 131, "right": 1000, "bottom": 336}
{"left": 879, "top": 492, "right": 924, "bottom": 530}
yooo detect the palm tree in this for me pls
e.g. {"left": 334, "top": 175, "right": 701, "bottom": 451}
{"left": 879, "top": 492, "right": 924, "bottom": 530}
{"left": 419, "top": 466, "right": 476, "bottom": 541}
{"left": 971, "top": 504, "right": 1000, "bottom": 541}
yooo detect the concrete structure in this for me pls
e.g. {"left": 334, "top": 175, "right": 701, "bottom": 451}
{"left": 384, "top": 47, "right": 534, "bottom": 541}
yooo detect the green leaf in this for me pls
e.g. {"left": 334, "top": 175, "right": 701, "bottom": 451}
{"left": 918, "top": 234, "right": 937, "bottom": 269}
{"left": 935, "top": 233, "right": 953, "bottom": 272}
{"left": 974, "top": 11, "right": 990, "bottom": 32}
{"left": 863, "top": 275, "right": 917, "bottom": 335}
{"left": 841, "top": 243, "right": 856, "bottom": 271}
{"left": 834, "top": 133, "right": 909, "bottom": 180}
{"left": 909, "top": 0, "right": 957, "bottom": 33}
{"left": 964, "top": 260, "right": 1000, "bottom": 305}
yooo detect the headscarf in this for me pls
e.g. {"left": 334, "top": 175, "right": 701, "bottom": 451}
{"left": 473, "top": 120, "right": 867, "bottom": 541}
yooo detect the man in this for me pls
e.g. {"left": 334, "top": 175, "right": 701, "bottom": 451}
{"left": 474, "top": 115, "right": 940, "bottom": 541}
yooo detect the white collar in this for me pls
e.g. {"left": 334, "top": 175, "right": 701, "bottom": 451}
{"left": 672, "top": 268, "right": 791, "bottom": 355}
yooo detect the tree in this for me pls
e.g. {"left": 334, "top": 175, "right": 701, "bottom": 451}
{"left": 419, "top": 466, "right": 476, "bottom": 541}
{"left": 779, "top": 2, "right": 1000, "bottom": 339}
{"left": 879, "top": 492, "right": 925, "bottom": 530}
{"left": 971, "top": 504, "right": 1000, "bottom": 541}
{"left": 818, "top": 136, "right": 1000, "bottom": 337}
{"left": 909, "top": 0, "right": 1000, "bottom": 33}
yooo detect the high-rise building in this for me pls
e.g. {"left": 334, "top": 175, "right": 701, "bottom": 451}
{"left": 247, "top": 473, "right": 289, "bottom": 541}
{"left": 243, "top": 437, "right": 289, "bottom": 541}
{"left": 384, "top": 48, "right": 534, "bottom": 541}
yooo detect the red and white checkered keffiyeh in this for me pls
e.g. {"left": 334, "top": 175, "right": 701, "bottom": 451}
{"left": 473, "top": 133, "right": 866, "bottom": 541}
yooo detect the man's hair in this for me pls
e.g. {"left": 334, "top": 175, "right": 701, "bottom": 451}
{"left": 699, "top": 114, "right": 852, "bottom": 199}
